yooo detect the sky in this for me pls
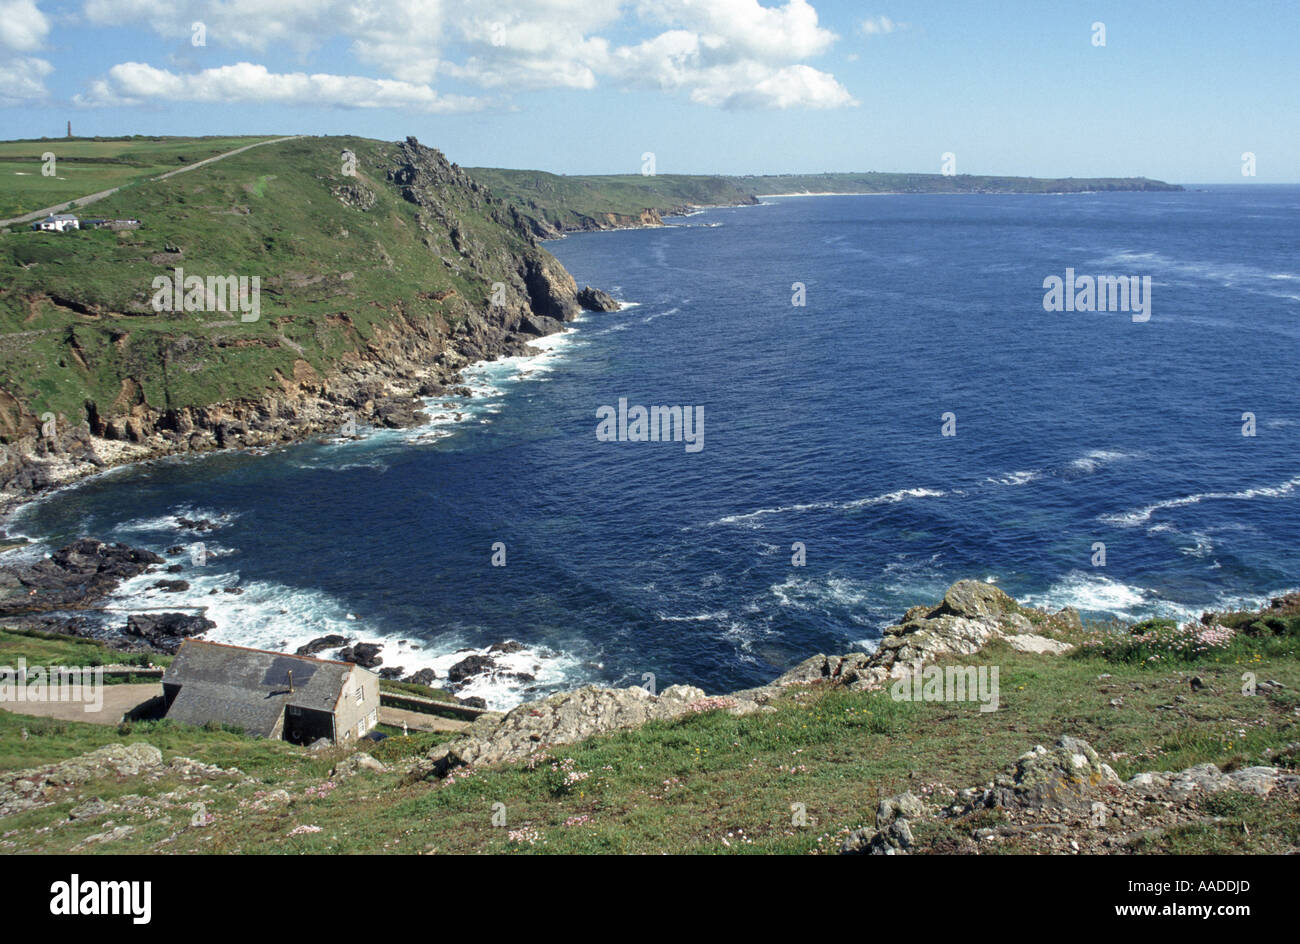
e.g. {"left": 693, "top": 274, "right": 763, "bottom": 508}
{"left": 0, "top": 0, "right": 1296, "bottom": 182}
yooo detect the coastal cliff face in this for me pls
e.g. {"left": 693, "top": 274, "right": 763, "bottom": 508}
{"left": 0, "top": 136, "right": 594, "bottom": 511}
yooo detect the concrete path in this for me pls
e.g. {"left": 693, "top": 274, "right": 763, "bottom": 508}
{"left": 0, "top": 682, "right": 161, "bottom": 724}
{"left": 0, "top": 135, "right": 302, "bottom": 228}
{"left": 379, "top": 705, "right": 469, "bottom": 735}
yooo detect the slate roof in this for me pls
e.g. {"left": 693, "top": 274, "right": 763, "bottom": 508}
{"left": 163, "top": 640, "right": 359, "bottom": 737}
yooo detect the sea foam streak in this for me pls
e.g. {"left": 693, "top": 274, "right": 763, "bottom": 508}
{"left": 711, "top": 487, "right": 945, "bottom": 527}
{"left": 1101, "top": 474, "right": 1300, "bottom": 527}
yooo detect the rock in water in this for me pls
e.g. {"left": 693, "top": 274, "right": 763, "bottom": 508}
{"left": 124, "top": 612, "right": 216, "bottom": 652}
{"left": 296, "top": 634, "right": 348, "bottom": 656}
{"left": 577, "top": 286, "right": 620, "bottom": 312}
{"left": 336, "top": 642, "right": 383, "bottom": 668}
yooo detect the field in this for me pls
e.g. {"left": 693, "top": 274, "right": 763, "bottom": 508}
{"left": 0, "top": 136, "right": 272, "bottom": 219}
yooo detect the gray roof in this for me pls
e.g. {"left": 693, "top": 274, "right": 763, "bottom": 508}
{"left": 163, "top": 640, "right": 363, "bottom": 737}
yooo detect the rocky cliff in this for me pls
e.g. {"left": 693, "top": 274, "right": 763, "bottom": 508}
{"left": 0, "top": 136, "right": 612, "bottom": 513}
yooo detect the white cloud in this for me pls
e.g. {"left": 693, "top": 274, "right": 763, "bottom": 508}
{"left": 76, "top": 0, "right": 856, "bottom": 111}
{"left": 0, "top": 0, "right": 52, "bottom": 102}
{"left": 75, "top": 61, "right": 487, "bottom": 112}
{"left": 859, "top": 15, "right": 907, "bottom": 36}
{"left": 0, "top": 55, "right": 52, "bottom": 103}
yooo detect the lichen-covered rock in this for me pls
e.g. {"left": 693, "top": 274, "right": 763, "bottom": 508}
{"left": 1004, "top": 633, "right": 1074, "bottom": 654}
{"left": 0, "top": 743, "right": 164, "bottom": 818}
{"left": 841, "top": 792, "right": 925, "bottom": 855}
{"left": 1127, "top": 764, "right": 1300, "bottom": 798}
{"left": 937, "top": 580, "right": 1018, "bottom": 621}
{"left": 415, "top": 683, "right": 759, "bottom": 778}
{"left": 984, "top": 736, "right": 1120, "bottom": 811}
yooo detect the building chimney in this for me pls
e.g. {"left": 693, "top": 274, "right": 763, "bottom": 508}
{"left": 66, "top": 121, "right": 71, "bottom": 138}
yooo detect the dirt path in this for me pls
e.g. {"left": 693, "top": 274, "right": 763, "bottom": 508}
{"left": 379, "top": 705, "right": 469, "bottom": 735}
{"left": 0, "top": 135, "right": 302, "bottom": 228}
{"left": 0, "top": 682, "right": 161, "bottom": 724}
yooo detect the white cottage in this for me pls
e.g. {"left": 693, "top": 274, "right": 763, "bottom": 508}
{"left": 31, "top": 214, "right": 80, "bottom": 232}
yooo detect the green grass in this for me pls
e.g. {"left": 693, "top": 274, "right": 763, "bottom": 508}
{"left": 465, "top": 167, "right": 757, "bottom": 232}
{"left": 0, "top": 134, "right": 549, "bottom": 435}
{"left": 0, "top": 136, "right": 271, "bottom": 218}
{"left": 2, "top": 638, "right": 1296, "bottom": 854}
{"left": 0, "top": 626, "right": 170, "bottom": 675}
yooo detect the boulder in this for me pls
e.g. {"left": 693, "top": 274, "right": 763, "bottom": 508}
{"left": 577, "top": 286, "right": 620, "bottom": 312}
{"left": 447, "top": 654, "right": 496, "bottom": 683}
{"left": 296, "top": 634, "right": 347, "bottom": 657}
{"left": 983, "top": 736, "right": 1120, "bottom": 811}
{"left": 405, "top": 668, "right": 438, "bottom": 686}
{"left": 936, "top": 580, "right": 1017, "bottom": 621}
{"left": 336, "top": 642, "right": 383, "bottom": 668}
{"left": 124, "top": 612, "right": 216, "bottom": 652}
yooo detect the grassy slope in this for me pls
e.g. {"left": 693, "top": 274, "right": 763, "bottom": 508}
{"left": 465, "top": 167, "right": 757, "bottom": 230}
{"left": 466, "top": 167, "right": 1183, "bottom": 233}
{"left": 0, "top": 135, "right": 531, "bottom": 427}
{"left": 0, "top": 136, "right": 270, "bottom": 218}
{"left": 1, "top": 613, "right": 1296, "bottom": 854}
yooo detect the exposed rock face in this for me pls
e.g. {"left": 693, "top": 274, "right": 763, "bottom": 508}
{"left": 0, "top": 742, "right": 245, "bottom": 820}
{"left": 0, "top": 136, "right": 586, "bottom": 512}
{"left": 412, "top": 580, "right": 1080, "bottom": 781}
{"left": 0, "top": 539, "right": 165, "bottom": 616}
{"left": 577, "top": 286, "right": 620, "bottom": 312}
{"left": 124, "top": 612, "right": 216, "bottom": 652}
{"left": 413, "top": 683, "right": 732, "bottom": 778}
{"left": 982, "top": 736, "right": 1122, "bottom": 811}
{"left": 296, "top": 634, "right": 348, "bottom": 657}
{"left": 336, "top": 642, "right": 383, "bottom": 668}
{"left": 858, "top": 734, "right": 1300, "bottom": 854}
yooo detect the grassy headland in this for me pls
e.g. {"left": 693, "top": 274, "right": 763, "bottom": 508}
{"left": 0, "top": 588, "right": 1296, "bottom": 854}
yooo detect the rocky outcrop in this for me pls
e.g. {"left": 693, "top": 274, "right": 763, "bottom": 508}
{"left": 577, "top": 286, "right": 620, "bottom": 312}
{"left": 0, "top": 136, "right": 587, "bottom": 513}
{"left": 124, "top": 612, "right": 216, "bottom": 652}
{"left": 0, "top": 742, "right": 245, "bottom": 820}
{"left": 0, "top": 538, "right": 164, "bottom": 616}
{"left": 731, "top": 580, "right": 1077, "bottom": 702}
{"left": 853, "top": 734, "right": 1300, "bottom": 854}
{"left": 296, "top": 634, "right": 348, "bottom": 657}
{"left": 336, "top": 641, "right": 383, "bottom": 669}
{"left": 413, "top": 683, "right": 740, "bottom": 779}
{"left": 412, "top": 580, "right": 1079, "bottom": 781}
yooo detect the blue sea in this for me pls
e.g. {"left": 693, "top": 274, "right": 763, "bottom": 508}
{"left": 9, "top": 187, "right": 1299, "bottom": 707}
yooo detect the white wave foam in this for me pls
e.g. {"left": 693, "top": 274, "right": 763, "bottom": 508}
{"left": 103, "top": 567, "right": 585, "bottom": 711}
{"left": 1101, "top": 474, "right": 1300, "bottom": 527}
{"left": 1069, "top": 449, "right": 1141, "bottom": 473}
{"left": 986, "top": 470, "right": 1041, "bottom": 486}
{"left": 116, "top": 506, "right": 240, "bottom": 535}
{"left": 1021, "top": 572, "right": 1154, "bottom": 618}
{"left": 712, "top": 487, "right": 944, "bottom": 527}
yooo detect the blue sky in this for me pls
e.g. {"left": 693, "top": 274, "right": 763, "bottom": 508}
{"left": 1, "top": 0, "right": 1296, "bottom": 182}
